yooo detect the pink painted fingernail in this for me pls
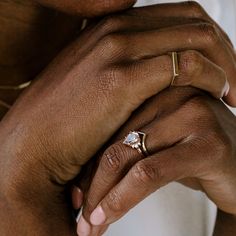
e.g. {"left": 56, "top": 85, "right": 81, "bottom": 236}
{"left": 90, "top": 206, "right": 106, "bottom": 226}
{"left": 77, "top": 216, "right": 91, "bottom": 236}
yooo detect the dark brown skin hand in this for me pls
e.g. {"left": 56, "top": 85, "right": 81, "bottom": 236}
{"left": 0, "top": 3, "right": 207, "bottom": 235}
{"left": 75, "top": 87, "right": 236, "bottom": 236}
{"left": 0, "top": 1, "right": 235, "bottom": 235}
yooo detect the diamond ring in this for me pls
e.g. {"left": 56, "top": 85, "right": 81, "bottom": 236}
{"left": 123, "top": 131, "right": 149, "bottom": 157}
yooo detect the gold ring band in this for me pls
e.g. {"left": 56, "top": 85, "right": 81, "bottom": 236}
{"left": 170, "top": 52, "right": 179, "bottom": 86}
{"left": 140, "top": 132, "right": 149, "bottom": 156}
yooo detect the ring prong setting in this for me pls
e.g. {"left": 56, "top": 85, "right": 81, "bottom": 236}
{"left": 123, "top": 131, "right": 149, "bottom": 156}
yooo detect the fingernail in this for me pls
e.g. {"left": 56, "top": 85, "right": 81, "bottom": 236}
{"left": 73, "top": 187, "right": 83, "bottom": 210}
{"left": 90, "top": 206, "right": 106, "bottom": 226}
{"left": 77, "top": 216, "right": 91, "bottom": 236}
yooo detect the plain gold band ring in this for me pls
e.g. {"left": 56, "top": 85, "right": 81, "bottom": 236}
{"left": 170, "top": 52, "right": 179, "bottom": 86}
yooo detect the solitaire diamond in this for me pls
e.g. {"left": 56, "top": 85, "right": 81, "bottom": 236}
{"left": 123, "top": 131, "right": 141, "bottom": 148}
{"left": 123, "top": 131, "right": 148, "bottom": 156}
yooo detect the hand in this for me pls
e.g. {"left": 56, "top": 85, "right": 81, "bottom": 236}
{"left": 1, "top": 2, "right": 230, "bottom": 234}
{"left": 76, "top": 87, "right": 236, "bottom": 236}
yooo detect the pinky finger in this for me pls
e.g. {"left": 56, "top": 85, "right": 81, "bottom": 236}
{"left": 72, "top": 186, "right": 83, "bottom": 210}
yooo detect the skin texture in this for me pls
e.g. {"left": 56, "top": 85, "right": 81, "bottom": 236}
{"left": 0, "top": 1, "right": 235, "bottom": 235}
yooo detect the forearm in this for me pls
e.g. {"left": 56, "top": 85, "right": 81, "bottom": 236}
{"left": 0, "top": 198, "right": 77, "bottom": 236}
{"left": 0, "top": 164, "right": 77, "bottom": 236}
{"left": 213, "top": 210, "right": 236, "bottom": 236}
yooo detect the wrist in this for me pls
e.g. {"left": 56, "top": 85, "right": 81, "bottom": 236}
{"left": 0, "top": 139, "right": 77, "bottom": 236}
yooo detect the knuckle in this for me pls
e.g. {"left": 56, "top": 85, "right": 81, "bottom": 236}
{"left": 182, "top": 97, "right": 233, "bottom": 166}
{"left": 180, "top": 50, "right": 203, "bottom": 83}
{"left": 198, "top": 23, "right": 220, "bottom": 46}
{"left": 97, "top": 33, "right": 127, "bottom": 59}
{"left": 105, "top": 190, "right": 123, "bottom": 214}
{"left": 99, "top": 16, "right": 125, "bottom": 35}
{"left": 196, "top": 129, "right": 232, "bottom": 169}
{"left": 185, "top": 96, "right": 214, "bottom": 126}
{"left": 101, "top": 143, "right": 126, "bottom": 173}
{"left": 208, "top": 130, "right": 233, "bottom": 163}
{"left": 131, "top": 161, "right": 158, "bottom": 185}
{"left": 184, "top": 1, "right": 206, "bottom": 17}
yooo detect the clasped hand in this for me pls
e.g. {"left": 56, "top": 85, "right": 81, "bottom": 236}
{"left": 0, "top": 1, "right": 236, "bottom": 236}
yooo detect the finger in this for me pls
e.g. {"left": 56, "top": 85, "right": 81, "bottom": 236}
{"left": 127, "top": 1, "right": 233, "bottom": 47}
{"left": 94, "top": 2, "right": 232, "bottom": 48}
{"left": 173, "top": 50, "right": 229, "bottom": 99}
{"left": 90, "top": 142, "right": 200, "bottom": 226}
{"left": 82, "top": 142, "right": 143, "bottom": 220}
{"left": 128, "top": 1, "right": 236, "bottom": 88}
{"left": 72, "top": 186, "right": 83, "bottom": 210}
{"left": 105, "top": 23, "right": 235, "bottom": 106}
{"left": 112, "top": 87, "right": 203, "bottom": 141}
{"left": 124, "top": 50, "right": 228, "bottom": 99}
{"left": 89, "top": 225, "right": 109, "bottom": 236}
{"left": 76, "top": 214, "right": 109, "bottom": 236}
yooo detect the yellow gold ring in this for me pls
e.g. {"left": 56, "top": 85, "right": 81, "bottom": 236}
{"left": 170, "top": 52, "right": 179, "bottom": 86}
